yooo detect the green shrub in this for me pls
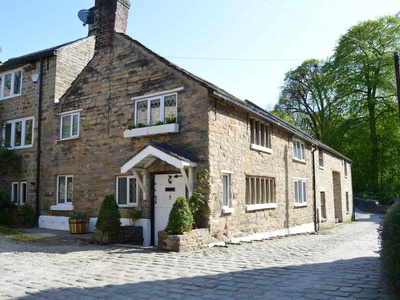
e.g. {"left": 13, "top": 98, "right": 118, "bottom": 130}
{"left": 0, "top": 189, "right": 17, "bottom": 226}
{"left": 165, "top": 196, "right": 194, "bottom": 235}
{"left": 379, "top": 201, "right": 400, "bottom": 296}
{"left": 95, "top": 195, "right": 121, "bottom": 235}
{"left": 127, "top": 209, "right": 141, "bottom": 225}
{"left": 13, "top": 205, "right": 37, "bottom": 228}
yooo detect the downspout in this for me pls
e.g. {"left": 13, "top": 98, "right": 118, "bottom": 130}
{"left": 311, "top": 144, "right": 318, "bottom": 232}
{"left": 35, "top": 57, "right": 44, "bottom": 219}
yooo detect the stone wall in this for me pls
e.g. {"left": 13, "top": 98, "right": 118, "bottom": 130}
{"left": 158, "top": 229, "right": 213, "bottom": 252}
{"left": 354, "top": 197, "right": 388, "bottom": 214}
{"left": 206, "top": 99, "right": 315, "bottom": 241}
{"left": 0, "top": 37, "right": 94, "bottom": 209}
{"left": 314, "top": 148, "right": 353, "bottom": 229}
{"left": 39, "top": 34, "right": 210, "bottom": 219}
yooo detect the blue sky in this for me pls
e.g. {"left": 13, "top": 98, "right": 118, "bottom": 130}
{"left": 1, "top": 0, "right": 399, "bottom": 108}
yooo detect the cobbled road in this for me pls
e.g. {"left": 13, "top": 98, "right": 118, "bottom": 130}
{"left": 0, "top": 210, "right": 388, "bottom": 299}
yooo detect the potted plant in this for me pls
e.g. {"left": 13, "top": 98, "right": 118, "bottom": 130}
{"left": 68, "top": 212, "right": 90, "bottom": 234}
{"left": 127, "top": 208, "right": 141, "bottom": 226}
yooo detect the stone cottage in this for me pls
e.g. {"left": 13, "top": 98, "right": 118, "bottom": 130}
{"left": 0, "top": 0, "right": 353, "bottom": 247}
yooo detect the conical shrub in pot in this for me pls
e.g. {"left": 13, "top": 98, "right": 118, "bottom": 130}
{"left": 95, "top": 194, "right": 121, "bottom": 235}
{"left": 165, "top": 196, "right": 194, "bottom": 234}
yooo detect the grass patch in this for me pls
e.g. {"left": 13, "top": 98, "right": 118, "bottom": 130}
{"left": 0, "top": 226, "right": 32, "bottom": 241}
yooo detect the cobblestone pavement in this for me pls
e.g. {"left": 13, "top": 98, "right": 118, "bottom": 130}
{"left": 0, "top": 210, "right": 389, "bottom": 299}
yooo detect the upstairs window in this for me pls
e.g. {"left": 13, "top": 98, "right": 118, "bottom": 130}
{"left": 293, "top": 140, "right": 305, "bottom": 161}
{"left": 319, "top": 150, "right": 324, "bottom": 167}
{"left": 2, "top": 117, "right": 34, "bottom": 149}
{"left": 133, "top": 88, "right": 182, "bottom": 126}
{"left": 0, "top": 69, "right": 22, "bottom": 100}
{"left": 60, "top": 111, "right": 80, "bottom": 140}
{"left": 250, "top": 119, "right": 271, "bottom": 152}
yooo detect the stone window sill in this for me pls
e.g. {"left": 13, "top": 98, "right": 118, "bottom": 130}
{"left": 222, "top": 207, "right": 234, "bottom": 214}
{"left": 246, "top": 203, "right": 277, "bottom": 211}
{"left": 50, "top": 204, "right": 74, "bottom": 211}
{"left": 250, "top": 143, "right": 273, "bottom": 154}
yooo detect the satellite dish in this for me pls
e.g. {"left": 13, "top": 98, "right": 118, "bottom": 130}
{"left": 78, "top": 9, "right": 97, "bottom": 26}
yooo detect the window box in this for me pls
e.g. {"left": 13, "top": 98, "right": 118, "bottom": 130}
{"left": 123, "top": 123, "right": 179, "bottom": 138}
{"left": 123, "top": 127, "right": 148, "bottom": 138}
{"left": 148, "top": 123, "right": 179, "bottom": 135}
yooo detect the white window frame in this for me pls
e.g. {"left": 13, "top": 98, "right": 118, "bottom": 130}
{"left": 10, "top": 182, "right": 27, "bottom": 205}
{"left": 2, "top": 117, "right": 34, "bottom": 149}
{"left": 0, "top": 68, "right": 22, "bottom": 100}
{"left": 221, "top": 170, "right": 234, "bottom": 213}
{"left": 11, "top": 182, "right": 19, "bottom": 204}
{"left": 294, "top": 178, "right": 307, "bottom": 206}
{"left": 132, "top": 87, "right": 183, "bottom": 126}
{"left": 293, "top": 139, "right": 305, "bottom": 161}
{"left": 250, "top": 119, "right": 272, "bottom": 154}
{"left": 59, "top": 110, "right": 81, "bottom": 140}
{"left": 245, "top": 176, "right": 277, "bottom": 211}
{"left": 52, "top": 175, "right": 74, "bottom": 210}
{"left": 20, "top": 182, "right": 27, "bottom": 205}
{"left": 116, "top": 176, "right": 139, "bottom": 207}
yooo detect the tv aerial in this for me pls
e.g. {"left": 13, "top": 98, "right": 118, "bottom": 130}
{"left": 78, "top": 9, "right": 97, "bottom": 26}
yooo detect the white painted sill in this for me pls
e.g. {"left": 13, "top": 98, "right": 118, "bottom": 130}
{"left": 246, "top": 203, "right": 277, "bottom": 211}
{"left": 222, "top": 206, "right": 234, "bottom": 214}
{"left": 123, "top": 123, "right": 179, "bottom": 138}
{"left": 250, "top": 143, "right": 273, "bottom": 154}
{"left": 50, "top": 204, "right": 74, "bottom": 211}
{"left": 58, "top": 136, "right": 79, "bottom": 142}
{"left": 293, "top": 158, "right": 306, "bottom": 164}
{"left": 294, "top": 203, "right": 308, "bottom": 208}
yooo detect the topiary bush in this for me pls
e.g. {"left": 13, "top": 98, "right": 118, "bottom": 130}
{"left": 165, "top": 196, "right": 194, "bottom": 235}
{"left": 379, "top": 201, "right": 400, "bottom": 296}
{"left": 95, "top": 194, "right": 121, "bottom": 235}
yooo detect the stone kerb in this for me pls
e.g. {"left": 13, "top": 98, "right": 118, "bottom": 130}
{"left": 158, "top": 229, "right": 212, "bottom": 252}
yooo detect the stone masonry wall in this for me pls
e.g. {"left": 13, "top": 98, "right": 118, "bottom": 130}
{"left": 314, "top": 149, "right": 353, "bottom": 229}
{"left": 207, "top": 99, "right": 314, "bottom": 241}
{"left": 0, "top": 38, "right": 94, "bottom": 208}
{"left": 39, "top": 34, "right": 210, "bottom": 219}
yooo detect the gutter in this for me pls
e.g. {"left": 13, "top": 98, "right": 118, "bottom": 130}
{"left": 35, "top": 57, "right": 44, "bottom": 219}
{"left": 311, "top": 145, "right": 318, "bottom": 232}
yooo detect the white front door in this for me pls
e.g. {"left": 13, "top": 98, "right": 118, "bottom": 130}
{"left": 154, "top": 173, "right": 186, "bottom": 245}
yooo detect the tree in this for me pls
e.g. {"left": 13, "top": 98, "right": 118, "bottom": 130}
{"left": 275, "top": 58, "right": 345, "bottom": 143}
{"left": 332, "top": 15, "right": 400, "bottom": 198}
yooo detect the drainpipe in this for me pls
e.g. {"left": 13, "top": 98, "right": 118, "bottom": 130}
{"left": 311, "top": 144, "right": 318, "bottom": 232}
{"left": 35, "top": 57, "right": 44, "bottom": 219}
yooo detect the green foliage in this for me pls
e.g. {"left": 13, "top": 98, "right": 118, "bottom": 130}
{"left": 13, "top": 205, "right": 37, "bottom": 228}
{"left": 95, "top": 194, "right": 121, "bottom": 235}
{"left": 379, "top": 201, "right": 400, "bottom": 296}
{"left": 188, "top": 191, "right": 204, "bottom": 215}
{"left": 276, "top": 15, "right": 400, "bottom": 202}
{"left": 69, "top": 212, "right": 88, "bottom": 219}
{"left": 0, "top": 146, "right": 22, "bottom": 174}
{"left": 0, "top": 189, "right": 16, "bottom": 226}
{"left": 165, "top": 196, "right": 194, "bottom": 235}
{"left": 127, "top": 209, "right": 141, "bottom": 225}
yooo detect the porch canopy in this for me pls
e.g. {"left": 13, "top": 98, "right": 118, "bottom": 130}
{"left": 121, "top": 142, "right": 198, "bottom": 199}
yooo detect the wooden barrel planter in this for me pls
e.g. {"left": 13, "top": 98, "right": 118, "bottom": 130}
{"left": 68, "top": 218, "right": 90, "bottom": 234}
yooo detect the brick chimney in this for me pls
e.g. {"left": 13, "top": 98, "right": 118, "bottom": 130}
{"left": 88, "top": 0, "right": 131, "bottom": 50}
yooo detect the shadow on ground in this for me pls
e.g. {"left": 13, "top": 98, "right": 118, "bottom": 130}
{"left": 15, "top": 256, "right": 384, "bottom": 300}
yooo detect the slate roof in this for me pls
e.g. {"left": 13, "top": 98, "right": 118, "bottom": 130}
{"left": 149, "top": 142, "right": 199, "bottom": 164}
{"left": 0, "top": 37, "right": 90, "bottom": 71}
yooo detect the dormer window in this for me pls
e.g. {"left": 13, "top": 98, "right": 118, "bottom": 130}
{"left": 0, "top": 69, "right": 22, "bottom": 100}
